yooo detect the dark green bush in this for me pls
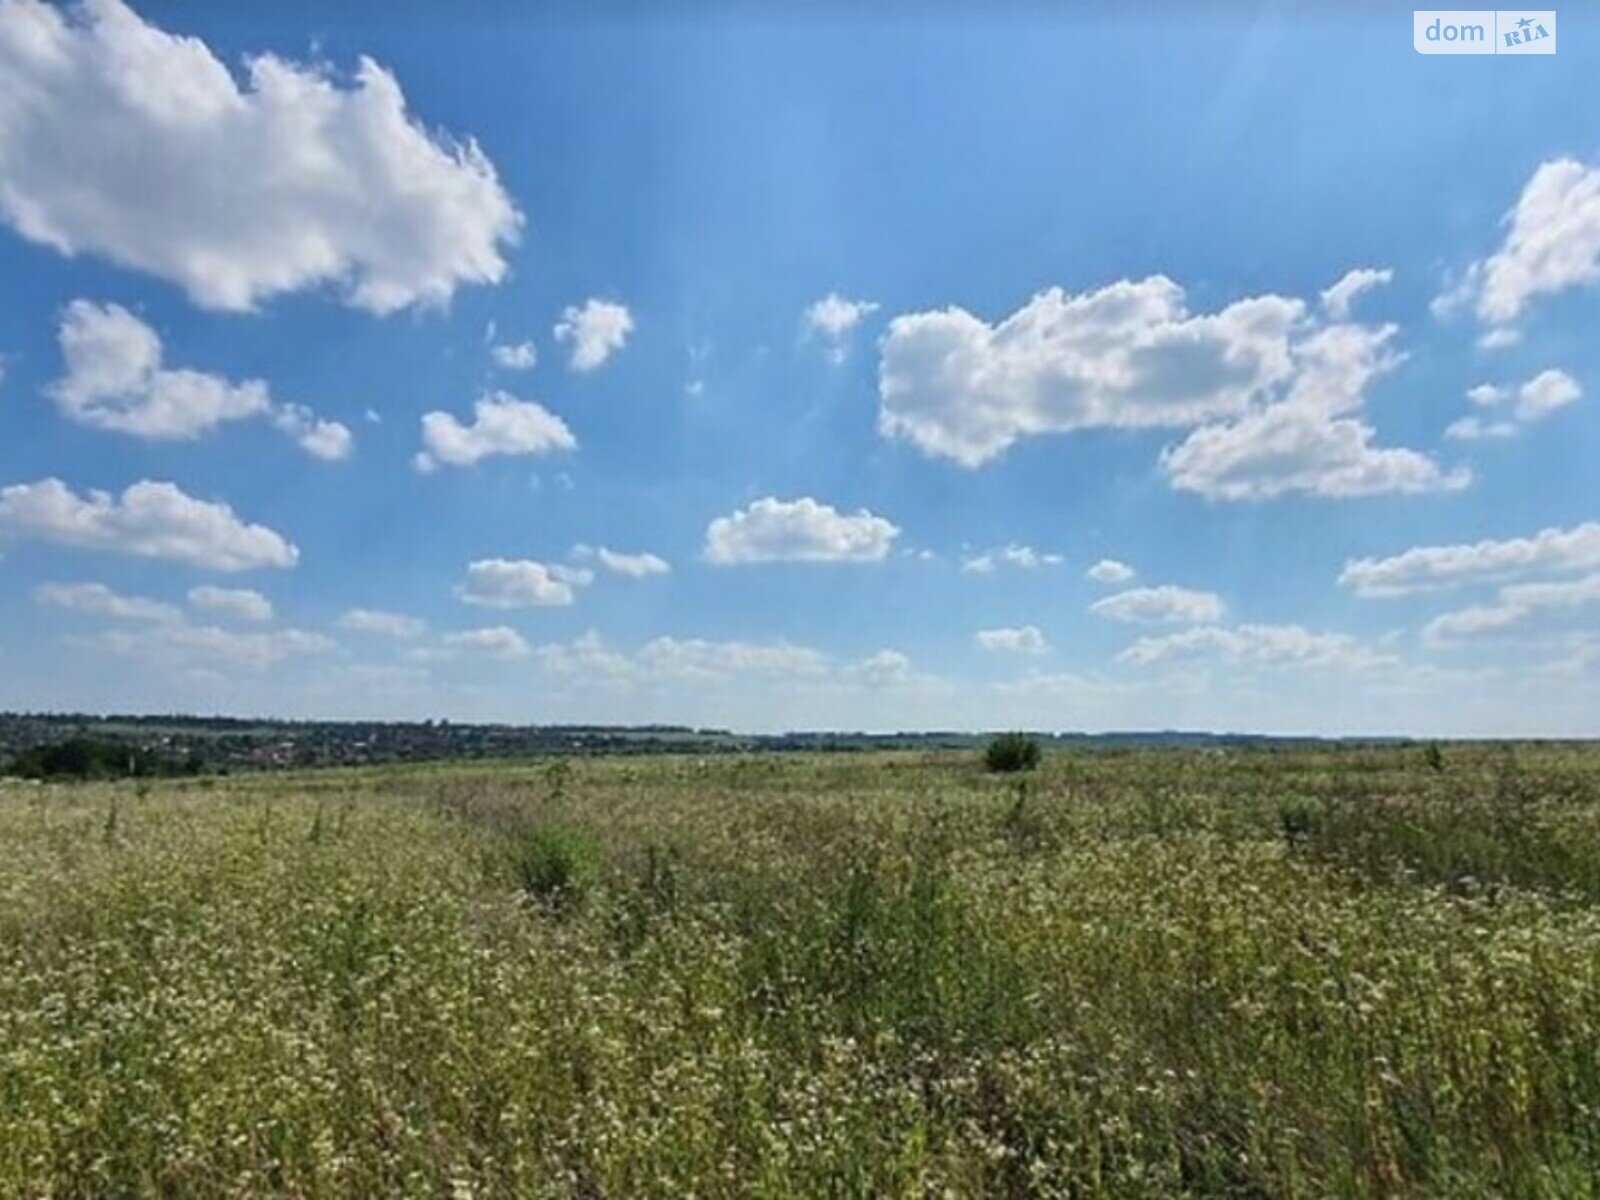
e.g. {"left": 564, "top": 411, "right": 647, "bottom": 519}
{"left": 984, "top": 733, "right": 1041, "bottom": 773}
{"left": 1278, "top": 796, "right": 1322, "bottom": 848}
{"left": 5, "top": 737, "right": 197, "bottom": 781}
{"left": 511, "top": 825, "right": 600, "bottom": 914}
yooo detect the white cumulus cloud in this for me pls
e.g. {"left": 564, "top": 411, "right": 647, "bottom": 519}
{"left": 704, "top": 497, "right": 899, "bottom": 564}
{"left": 455, "top": 558, "right": 586, "bottom": 608}
{"left": 1160, "top": 323, "right": 1466, "bottom": 500}
{"left": 337, "top": 608, "right": 426, "bottom": 639}
{"left": 0, "top": 0, "right": 519, "bottom": 313}
{"left": 272, "top": 404, "right": 353, "bottom": 462}
{"left": 1446, "top": 368, "right": 1581, "bottom": 442}
{"left": 35, "top": 581, "right": 179, "bottom": 623}
{"left": 50, "top": 300, "right": 350, "bottom": 458}
{"left": 1119, "top": 623, "right": 1392, "bottom": 671}
{"left": 880, "top": 278, "right": 1454, "bottom": 500}
{"left": 1320, "top": 267, "right": 1393, "bottom": 320}
{"left": 1516, "top": 368, "right": 1582, "bottom": 419}
{"left": 1086, "top": 558, "right": 1136, "bottom": 584}
{"left": 414, "top": 391, "right": 575, "bottom": 472}
{"left": 554, "top": 299, "right": 633, "bottom": 372}
{"left": 1090, "top": 585, "right": 1225, "bottom": 625}
{"left": 491, "top": 340, "right": 537, "bottom": 371}
{"left": 961, "top": 544, "right": 1062, "bottom": 574}
{"left": 86, "top": 623, "right": 333, "bottom": 670}
{"left": 0, "top": 477, "right": 297, "bottom": 571}
{"left": 187, "top": 585, "right": 272, "bottom": 622}
{"left": 1340, "top": 522, "right": 1600, "bottom": 597}
{"left": 1423, "top": 572, "right": 1600, "bottom": 646}
{"left": 441, "top": 625, "right": 529, "bottom": 660}
{"left": 805, "top": 293, "right": 879, "bottom": 361}
{"left": 573, "top": 544, "right": 670, "bottom": 577}
{"left": 878, "top": 277, "right": 1303, "bottom": 467}
{"left": 1442, "top": 159, "right": 1600, "bottom": 331}
{"left": 976, "top": 625, "right": 1049, "bottom": 654}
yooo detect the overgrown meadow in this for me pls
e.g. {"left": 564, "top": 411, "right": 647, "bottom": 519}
{"left": 4, "top": 746, "right": 1600, "bottom": 1197}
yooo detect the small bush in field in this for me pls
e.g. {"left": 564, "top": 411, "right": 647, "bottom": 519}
{"left": 1278, "top": 796, "right": 1322, "bottom": 848}
{"left": 984, "top": 732, "right": 1040, "bottom": 773}
{"left": 511, "top": 825, "right": 599, "bottom": 913}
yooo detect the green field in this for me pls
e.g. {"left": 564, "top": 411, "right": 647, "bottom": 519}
{"left": 4, "top": 746, "right": 1600, "bottom": 1197}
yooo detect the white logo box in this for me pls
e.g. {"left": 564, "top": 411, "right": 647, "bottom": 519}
{"left": 1414, "top": 10, "right": 1556, "bottom": 54}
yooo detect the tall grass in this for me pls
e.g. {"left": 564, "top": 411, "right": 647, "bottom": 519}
{"left": 2, "top": 745, "right": 1600, "bottom": 1195}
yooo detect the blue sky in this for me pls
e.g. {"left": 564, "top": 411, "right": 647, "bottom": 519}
{"left": 1, "top": 0, "right": 1598, "bottom": 734}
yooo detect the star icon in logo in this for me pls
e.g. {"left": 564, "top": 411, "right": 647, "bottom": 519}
{"left": 1516, "top": 16, "right": 1533, "bottom": 29}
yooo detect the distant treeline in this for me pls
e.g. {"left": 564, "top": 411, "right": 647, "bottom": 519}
{"left": 6, "top": 738, "right": 203, "bottom": 782}
{"left": 0, "top": 711, "right": 1422, "bottom": 781}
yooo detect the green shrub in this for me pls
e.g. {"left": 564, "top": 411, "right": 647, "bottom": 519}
{"left": 984, "top": 732, "right": 1041, "bottom": 773}
{"left": 510, "top": 824, "right": 600, "bottom": 914}
{"left": 1277, "top": 796, "right": 1322, "bottom": 848}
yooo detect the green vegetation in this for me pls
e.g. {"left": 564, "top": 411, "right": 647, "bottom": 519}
{"left": 5, "top": 736, "right": 200, "bottom": 781}
{"left": 984, "top": 731, "right": 1042, "bottom": 772}
{"left": 3, "top": 745, "right": 1600, "bottom": 1196}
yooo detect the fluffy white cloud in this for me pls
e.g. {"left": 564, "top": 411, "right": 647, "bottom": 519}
{"left": 1320, "top": 267, "right": 1393, "bottom": 319}
{"left": 573, "top": 544, "right": 670, "bottom": 577}
{"left": 635, "top": 637, "right": 829, "bottom": 682}
{"left": 1502, "top": 573, "right": 1600, "bottom": 610}
{"left": 455, "top": 558, "right": 586, "bottom": 608}
{"left": 880, "top": 278, "right": 1453, "bottom": 500}
{"left": 87, "top": 623, "right": 333, "bottom": 669}
{"left": 1086, "top": 558, "right": 1136, "bottom": 584}
{"left": 1422, "top": 603, "right": 1531, "bottom": 645}
{"left": 0, "top": 477, "right": 297, "bottom": 571}
{"left": 1476, "top": 327, "right": 1523, "bottom": 350}
{"left": 878, "top": 277, "right": 1303, "bottom": 466}
{"left": 1119, "top": 623, "right": 1392, "bottom": 670}
{"left": 1163, "top": 404, "right": 1466, "bottom": 500}
{"left": 187, "top": 585, "right": 272, "bottom": 622}
{"left": 850, "top": 649, "right": 912, "bottom": 687}
{"left": 1160, "top": 323, "right": 1466, "bottom": 500}
{"left": 1447, "top": 368, "right": 1582, "bottom": 442}
{"left": 34, "top": 581, "right": 179, "bottom": 623}
{"left": 976, "top": 625, "right": 1049, "bottom": 654}
{"left": 554, "top": 299, "right": 633, "bottom": 372}
{"left": 538, "top": 630, "right": 832, "bottom": 687}
{"left": 0, "top": 0, "right": 519, "bottom": 313}
{"left": 272, "top": 405, "right": 353, "bottom": 462}
{"left": 1424, "top": 572, "right": 1600, "bottom": 645}
{"left": 50, "top": 300, "right": 350, "bottom": 458}
{"left": 441, "top": 626, "right": 529, "bottom": 660}
{"left": 1340, "top": 522, "right": 1600, "bottom": 596}
{"left": 336, "top": 608, "right": 426, "bottom": 639}
{"left": 806, "top": 293, "right": 880, "bottom": 338}
{"left": 1445, "top": 159, "right": 1600, "bottom": 329}
{"left": 961, "top": 544, "right": 1062, "bottom": 574}
{"left": 805, "top": 293, "right": 879, "bottom": 361}
{"left": 52, "top": 299, "right": 265, "bottom": 437}
{"left": 1517, "top": 368, "right": 1582, "bottom": 419}
{"left": 1090, "top": 585, "right": 1225, "bottom": 625}
{"left": 414, "top": 392, "right": 575, "bottom": 472}
{"left": 1444, "top": 416, "right": 1517, "bottom": 442}
{"left": 491, "top": 340, "right": 537, "bottom": 371}
{"left": 704, "top": 497, "right": 899, "bottom": 564}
